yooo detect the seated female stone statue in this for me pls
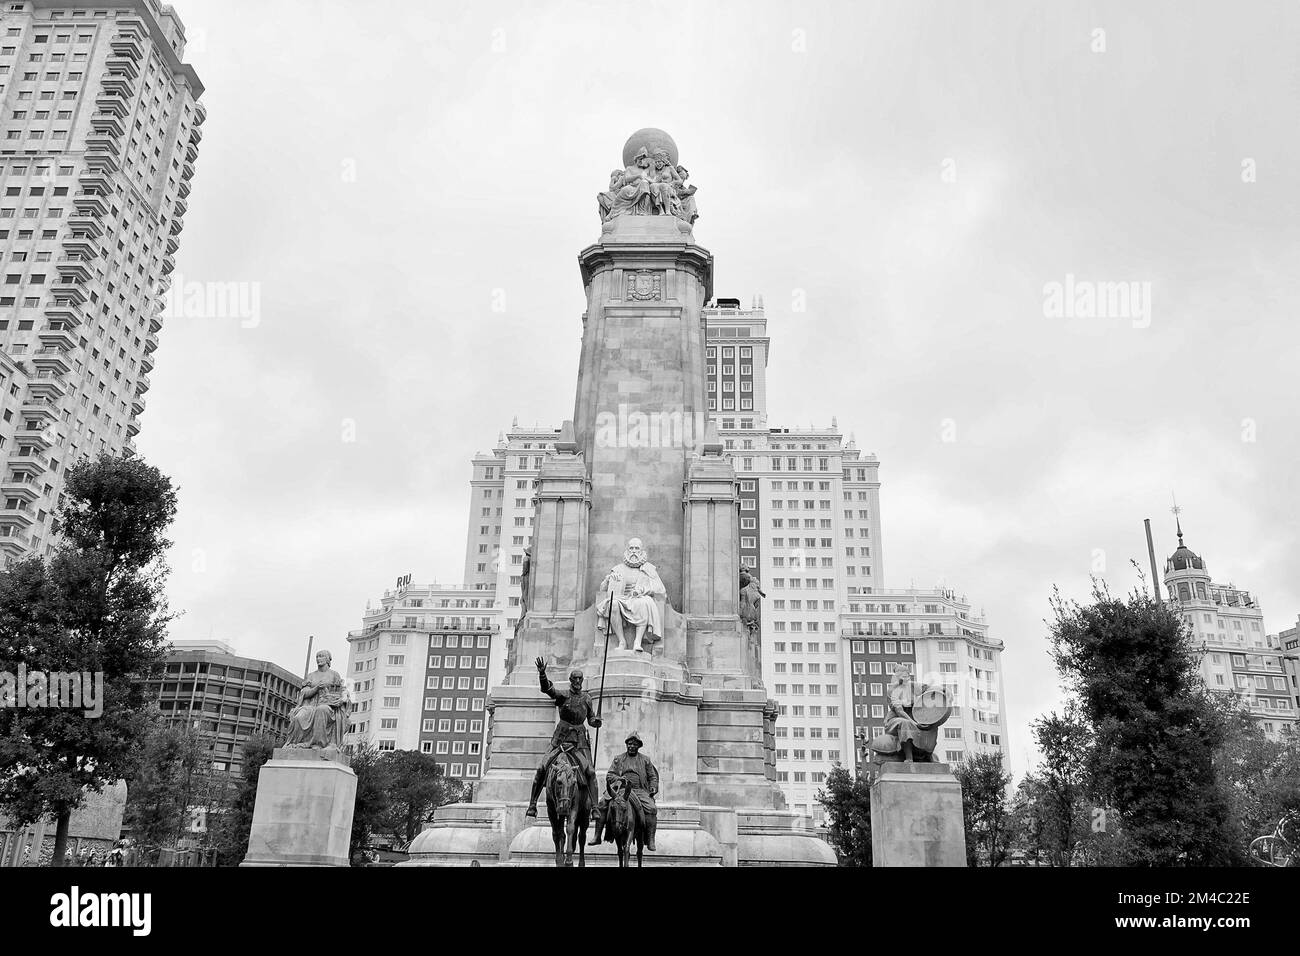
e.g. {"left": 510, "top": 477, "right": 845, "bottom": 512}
{"left": 284, "top": 650, "right": 350, "bottom": 749}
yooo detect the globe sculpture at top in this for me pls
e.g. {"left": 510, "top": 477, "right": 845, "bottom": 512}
{"left": 622, "top": 128, "right": 678, "bottom": 168}
{"left": 598, "top": 129, "right": 699, "bottom": 226}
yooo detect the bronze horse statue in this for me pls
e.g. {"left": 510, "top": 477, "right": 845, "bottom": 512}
{"left": 545, "top": 747, "right": 589, "bottom": 867}
{"left": 604, "top": 774, "right": 648, "bottom": 868}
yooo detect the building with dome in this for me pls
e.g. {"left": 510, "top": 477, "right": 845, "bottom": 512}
{"left": 1163, "top": 520, "right": 1297, "bottom": 738}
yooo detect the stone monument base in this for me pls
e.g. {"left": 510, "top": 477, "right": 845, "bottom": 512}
{"left": 869, "top": 762, "right": 967, "bottom": 867}
{"left": 242, "top": 749, "right": 357, "bottom": 867}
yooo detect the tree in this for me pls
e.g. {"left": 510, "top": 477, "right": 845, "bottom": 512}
{"left": 123, "top": 717, "right": 206, "bottom": 849}
{"left": 816, "top": 764, "right": 872, "bottom": 866}
{"left": 377, "top": 749, "right": 464, "bottom": 847}
{"left": 1215, "top": 706, "right": 1300, "bottom": 857}
{"left": 955, "top": 751, "right": 1012, "bottom": 866}
{"left": 0, "top": 454, "right": 177, "bottom": 866}
{"left": 1031, "top": 704, "right": 1093, "bottom": 866}
{"left": 348, "top": 744, "right": 390, "bottom": 860}
{"left": 209, "top": 733, "right": 276, "bottom": 867}
{"left": 1048, "top": 581, "right": 1239, "bottom": 865}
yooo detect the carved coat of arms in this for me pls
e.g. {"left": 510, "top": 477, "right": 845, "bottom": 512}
{"left": 627, "top": 270, "right": 663, "bottom": 301}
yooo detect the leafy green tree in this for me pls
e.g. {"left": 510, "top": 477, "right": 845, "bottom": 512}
{"left": 955, "top": 751, "right": 1012, "bottom": 866}
{"left": 1215, "top": 706, "right": 1300, "bottom": 857}
{"left": 1048, "top": 581, "right": 1239, "bottom": 865}
{"left": 0, "top": 454, "right": 177, "bottom": 866}
{"left": 377, "top": 749, "right": 465, "bottom": 847}
{"left": 815, "top": 764, "right": 872, "bottom": 866}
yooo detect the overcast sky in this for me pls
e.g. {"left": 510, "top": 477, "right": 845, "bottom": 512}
{"left": 148, "top": 0, "right": 1300, "bottom": 778}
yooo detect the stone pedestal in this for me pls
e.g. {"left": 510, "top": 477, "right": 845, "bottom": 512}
{"left": 242, "top": 749, "right": 356, "bottom": 867}
{"left": 869, "top": 762, "right": 967, "bottom": 867}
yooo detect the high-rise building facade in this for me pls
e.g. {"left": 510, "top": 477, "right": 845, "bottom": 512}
{"left": 1277, "top": 614, "right": 1300, "bottom": 717}
{"left": 1164, "top": 524, "right": 1298, "bottom": 738}
{"left": 0, "top": 1, "right": 204, "bottom": 561}
{"left": 145, "top": 639, "right": 301, "bottom": 776}
{"left": 344, "top": 581, "right": 503, "bottom": 782}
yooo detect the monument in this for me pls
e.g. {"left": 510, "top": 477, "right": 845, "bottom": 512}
{"left": 863, "top": 664, "right": 968, "bottom": 867}
{"left": 242, "top": 650, "right": 358, "bottom": 867}
{"left": 404, "top": 129, "right": 835, "bottom": 866}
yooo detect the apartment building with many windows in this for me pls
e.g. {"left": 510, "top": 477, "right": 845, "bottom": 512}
{"left": 344, "top": 582, "right": 503, "bottom": 782}
{"left": 1164, "top": 522, "right": 1297, "bottom": 737}
{"left": 0, "top": 0, "right": 203, "bottom": 560}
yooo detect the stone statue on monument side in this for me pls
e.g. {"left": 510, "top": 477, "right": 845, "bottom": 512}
{"left": 597, "top": 537, "right": 667, "bottom": 653}
{"left": 519, "top": 545, "right": 532, "bottom": 614}
{"left": 590, "top": 731, "right": 658, "bottom": 852}
{"left": 739, "top": 568, "right": 766, "bottom": 633}
{"left": 283, "top": 650, "right": 351, "bottom": 750}
{"left": 864, "top": 663, "right": 952, "bottom": 764}
{"left": 674, "top": 165, "right": 699, "bottom": 225}
{"left": 525, "top": 656, "right": 602, "bottom": 821}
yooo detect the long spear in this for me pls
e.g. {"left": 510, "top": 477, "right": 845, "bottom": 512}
{"left": 591, "top": 589, "right": 616, "bottom": 762}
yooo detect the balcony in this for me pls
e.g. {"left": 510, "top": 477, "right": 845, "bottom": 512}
{"left": 62, "top": 234, "right": 101, "bottom": 258}
{"left": 84, "top": 130, "right": 119, "bottom": 154}
{"left": 39, "top": 326, "right": 77, "bottom": 352}
{"left": 100, "top": 74, "right": 134, "bottom": 97}
{"left": 160, "top": 254, "right": 176, "bottom": 275}
{"left": 189, "top": 125, "right": 203, "bottom": 145}
{"left": 194, "top": 101, "right": 207, "bottom": 126}
{"left": 57, "top": 257, "right": 93, "bottom": 281}
{"left": 149, "top": 313, "right": 163, "bottom": 333}
{"left": 116, "top": 14, "right": 147, "bottom": 37}
{"left": 0, "top": 479, "right": 40, "bottom": 504}
{"left": 0, "top": 529, "right": 32, "bottom": 556}
{"left": 135, "top": 375, "right": 151, "bottom": 395}
{"left": 166, "top": 234, "right": 180, "bottom": 254}
{"left": 15, "top": 423, "right": 54, "bottom": 450}
{"left": 181, "top": 159, "right": 195, "bottom": 180}
{"left": 78, "top": 169, "right": 113, "bottom": 194}
{"left": 173, "top": 197, "right": 188, "bottom": 217}
{"left": 32, "top": 348, "right": 73, "bottom": 374}
{"left": 105, "top": 55, "right": 139, "bottom": 80}
{"left": 90, "top": 113, "right": 126, "bottom": 138}
{"left": 176, "top": 178, "right": 192, "bottom": 199}
{"left": 140, "top": 351, "right": 155, "bottom": 373}
{"left": 26, "top": 372, "right": 67, "bottom": 400}
{"left": 67, "top": 214, "right": 105, "bottom": 238}
{"left": 131, "top": 397, "right": 146, "bottom": 417}
{"left": 84, "top": 149, "right": 120, "bottom": 174}
{"left": 111, "top": 34, "right": 144, "bottom": 60}
{"left": 51, "top": 284, "right": 87, "bottom": 307}
{"left": 20, "top": 395, "right": 60, "bottom": 420}
{"left": 0, "top": 502, "right": 37, "bottom": 530}
{"left": 74, "top": 191, "right": 110, "bottom": 216}
{"left": 126, "top": 418, "right": 141, "bottom": 439}
{"left": 169, "top": 216, "right": 184, "bottom": 236}
{"left": 144, "top": 333, "right": 159, "bottom": 354}
{"left": 45, "top": 300, "right": 86, "bottom": 327}
{"left": 185, "top": 140, "right": 199, "bottom": 163}
{"left": 95, "top": 93, "right": 130, "bottom": 118}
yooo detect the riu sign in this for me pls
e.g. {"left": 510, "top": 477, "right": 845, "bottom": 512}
{"left": 396, "top": 573, "right": 413, "bottom": 590}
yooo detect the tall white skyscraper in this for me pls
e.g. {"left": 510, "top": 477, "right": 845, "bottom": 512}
{"left": 0, "top": 1, "right": 204, "bottom": 560}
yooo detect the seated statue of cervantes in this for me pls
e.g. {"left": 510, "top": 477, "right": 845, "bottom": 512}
{"left": 597, "top": 538, "right": 667, "bottom": 653}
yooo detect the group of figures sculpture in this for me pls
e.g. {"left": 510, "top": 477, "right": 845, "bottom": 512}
{"left": 525, "top": 656, "right": 658, "bottom": 867}
{"left": 597, "top": 147, "right": 699, "bottom": 225}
